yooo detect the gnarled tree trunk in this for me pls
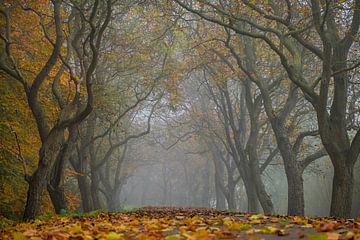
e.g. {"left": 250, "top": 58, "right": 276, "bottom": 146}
{"left": 24, "top": 130, "right": 63, "bottom": 220}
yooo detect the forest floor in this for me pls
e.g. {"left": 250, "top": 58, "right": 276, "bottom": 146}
{"left": 0, "top": 207, "right": 359, "bottom": 240}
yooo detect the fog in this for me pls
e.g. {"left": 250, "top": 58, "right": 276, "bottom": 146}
{"left": 62, "top": 74, "right": 360, "bottom": 217}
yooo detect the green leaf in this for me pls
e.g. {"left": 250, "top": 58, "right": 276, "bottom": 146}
{"left": 307, "top": 234, "right": 328, "bottom": 240}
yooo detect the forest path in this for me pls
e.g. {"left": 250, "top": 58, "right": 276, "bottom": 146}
{"left": 1, "top": 206, "right": 359, "bottom": 239}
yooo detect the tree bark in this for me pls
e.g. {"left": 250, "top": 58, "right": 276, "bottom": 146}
{"left": 329, "top": 155, "right": 354, "bottom": 217}
{"left": 247, "top": 125, "right": 274, "bottom": 214}
{"left": 107, "top": 188, "right": 121, "bottom": 211}
{"left": 23, "top": 130, "right": 63, "bottom": 220}
{"left": 317, "top": 45, "right": 358, "bottom": 217}
{"left": 48, "top": 137, "right": 70, "bottom": 213}
{"left": 48, "top": 184, "right": 67, "bottom": 214}
{"left": 250, "top": 164, "right": 274, "bottom": 214}
{"left": 227, "top": 181, "right": 237, "bottom": 210}
{"left": 285, "top": 164, "right": 304, "bottom": 216}
{"left": 214, "top": 160, "right": 226, "bottom": 210}
{"left": 90, "top": 169, "right": 102, "bottom": 210}
{"left": 272, "top": 119, "right": 305, "bottom": 216}
{"left": 201, "top": 161, "right": 211, "bottom": 208}
{"left": 77, "top": 175, "right": 92, "bottom": 212}
{"left": 47, "top": 148, "right": 66, "bottom": 214}
{"left": 23, "top": 165, "right": 50, "bottom": 220}
{"left": 242, "top": 176, "right": 259, "bottom": 213}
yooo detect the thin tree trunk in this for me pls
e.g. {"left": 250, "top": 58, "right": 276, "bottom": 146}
{"left": 201, "top": 161, "right": 211, "bottom": 208}
{"left": 214, "top": 162, "right": 226, "bottom": 210}
{"left": 227, "top": 182, "right": 237, "bottom": 210}
{"left": 77, "top": 175, "right": 92, "bottom": 212}
{"left": 251, "top": 166, "right": 274, "bottom": 214}
{"left": 90, "top": 169, "right": 101, "bottom": 210}
{"left": 248, "top": 140, "right": 274, "bottom": 214}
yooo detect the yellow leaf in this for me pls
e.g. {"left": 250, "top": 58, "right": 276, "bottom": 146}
{"left": 13, "top": 232, "right": 27, "bottom": 240}
{"left": 260, "top": 226, "right": 279, "bottom": 234}
{"left": 227, "top": 222, "right": 251, "bottom": 231}
{"left": 344, "top": 231, "right": 354, "bottom": 240}
{"left": 249, "top": 214, "right": 264, "bottom": 220}
{"left": 165, "top": 234, "right": 182, "bottom": 240}
{"left": 107, "top": 232, "right": 124, "bottom": 240}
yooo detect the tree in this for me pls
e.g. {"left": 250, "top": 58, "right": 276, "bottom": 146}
{"left": 0, "top": 0, "right": 113, "bottom": 220}
{"left": 221, "top": 31, "right": 326, "bottom": 215}
{"left": 174, "top": 0, "right": 360, "bottom": 218}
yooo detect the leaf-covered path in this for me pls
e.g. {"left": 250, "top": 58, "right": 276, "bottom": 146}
{"left": 1, "top": 207, "right": 359, "bottom": 239}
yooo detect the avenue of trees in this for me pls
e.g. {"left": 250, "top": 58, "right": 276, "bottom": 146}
{"left": 0, "top": 0, "right": 359, "bottom": 221}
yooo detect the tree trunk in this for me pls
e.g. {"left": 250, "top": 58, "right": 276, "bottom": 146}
{"left": 23, "top": 131, "right": 62, "bottom": 220}
{"left": 243, "top": 178, "right": 258, "bottom": 213}
{"left": 330, "top": 157, "right": 354, "bottom": 217}
{"left": 23, "top": 165, "right": 49, "bottom": 220}
{"left": 208, "top": 140, "right": 226, "bottom": 210}
{"left": 271, "top": 119, "right": 305, "bottom": 216}
{"left": 214, "top": 167, "right": 226, "bottom": 210}
{"left": 227, "top": 181, "right": 237, "bottom": 210}
{"left": 90, "top": 169, "right": 102, "bottom": 210}
{"left": 48, "top": 138, "right": 69, "bottom": 214}
{"left": 248, "top": 142, "right": 274, "bottom": 214}
{"left": 141, "top": 183, "right": 148, "bottom": 206}
{"left": 285, "top": 164, "right": 304, "bottom": 216}
{"left": 252, "top": 167, "right": 274, "bottom": 214}
{"left": 77, "top": 175, "right": 92, "bottom": 212}
{"left": 107, "top": 188, "right": 121, "bottom": 211}
{"left": 48, "top": 185, "right": 67, "bottom": 214}
{"left": 201, "top": 161, "right": 211, "bottom": 208}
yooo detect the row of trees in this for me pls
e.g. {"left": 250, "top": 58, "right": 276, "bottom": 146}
{"left": 0, "top": 0, "right": 183, "bottom": 220}
{"left": 133, "top": 0, "right": 358, "bottom": 217}
{"left": 169, "top": 0, "right": 360, "bottom": 218}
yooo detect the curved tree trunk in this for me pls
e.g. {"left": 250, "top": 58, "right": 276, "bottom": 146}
{"left": 48, "top": 183, "right": 67, "bottom": 214}
{"left": 48, "top": 185, "right": 67, "bottom": 214}
{"left": 48, "top": 138, "right": 69, "bottom": 214}
{"left": 23, "top": 130, "right": 63, "bottom": 220}
{"left": 251, "top": 166, "right": 274, "bottom": 214}
{"left": 23, "top": 165, "right": 50, "bottom": 220}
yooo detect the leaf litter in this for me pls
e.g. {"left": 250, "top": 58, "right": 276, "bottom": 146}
{"left": 0, "top": 207, "right": 359, "bottom": 239}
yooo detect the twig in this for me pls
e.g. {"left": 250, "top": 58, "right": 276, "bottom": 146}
{"left": 10, "top": 126, "right": 31, "bottom": 182}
